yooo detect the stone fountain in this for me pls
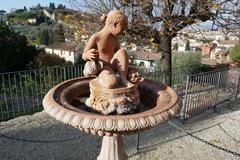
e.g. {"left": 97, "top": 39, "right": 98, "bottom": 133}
{"left": 43, "top": 77, "right": 181, "bottom": 160}
{"left": 42, "top": 10, "right": 182, "bottom": 160}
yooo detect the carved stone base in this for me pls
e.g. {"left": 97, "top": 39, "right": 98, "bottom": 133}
{"left": 85, "top": 78, "right": 140, "bottom": 115}
{"left": 97, "top": 135, "right": 127, "bottom": 160}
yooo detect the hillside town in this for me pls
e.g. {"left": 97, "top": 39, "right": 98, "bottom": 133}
{"left": 0, "top": 3, "right": 239, "bottom": 70}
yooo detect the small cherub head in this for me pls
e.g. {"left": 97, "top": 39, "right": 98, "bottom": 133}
{"left": 101, "top": 10, "right": 128, "bottom": 36}
{"left": 127, "top": 67, "right": 144, "bottom": 84}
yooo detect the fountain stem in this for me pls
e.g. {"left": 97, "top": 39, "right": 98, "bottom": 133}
{"left": 97, "top": 134, "right": 127, "bottom": 160}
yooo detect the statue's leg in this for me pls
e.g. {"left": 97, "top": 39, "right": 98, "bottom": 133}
{"left": 97, "top": 66, "right": 118, "bottom": 89}
{"left": 111, "top": 48, "right": 133, "bottom": 87}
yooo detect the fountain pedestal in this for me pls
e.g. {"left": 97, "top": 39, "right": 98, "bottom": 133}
{"left": 98, "top": 135, "right": 127, "bottom": 160}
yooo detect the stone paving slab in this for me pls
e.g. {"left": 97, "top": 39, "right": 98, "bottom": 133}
{"left": 0, "top": 99, "right": 240, "bottom": 160}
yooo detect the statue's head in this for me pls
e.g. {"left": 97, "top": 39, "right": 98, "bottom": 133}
{"left": 101, "top": 10, "right": 128, "bottom": 36}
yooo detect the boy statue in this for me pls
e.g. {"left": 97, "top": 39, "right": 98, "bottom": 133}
{"left": 82, "top": 10, "right": 139, "bottom": 89}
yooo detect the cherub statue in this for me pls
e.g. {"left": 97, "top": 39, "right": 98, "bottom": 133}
{"left": 82, "top": 10, "right": 135, "bottom": 89}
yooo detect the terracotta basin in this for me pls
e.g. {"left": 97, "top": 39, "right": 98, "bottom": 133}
{"left": 43, "top": 77, "right": 182, "bottom": 160}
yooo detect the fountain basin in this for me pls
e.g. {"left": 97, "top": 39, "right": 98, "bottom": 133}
{"left": 43, "top": 77, "right": 182, "bottom": 136}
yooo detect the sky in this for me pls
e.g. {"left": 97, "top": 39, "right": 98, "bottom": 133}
{"left": 0, "top": 0, "right": 70, "bottom": 12}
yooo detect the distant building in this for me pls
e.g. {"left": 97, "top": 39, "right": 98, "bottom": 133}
{"left": 172, "top": 38, "right": 186, "bottom": 52}
{"left": 130, "top": 51, "right": 161, "bottom": 70}
{"left": 27, "top": 18, "right": 36, "bottom": 24}
{"left": 191, "top": 46, "right": 202, "bottom": 52}
{"left": 202, "top": 40, "right": 239, "bottom": 59}
{"left": 172, "top": 37, "right": 203, "bottom": 52}
{"left": 228, "top": 35, "right": 239, "bottom": 40}
{"left": 181, "top": 29, "right": 240, "bottom": 42}
{"left": 216, "top": 40, "right": 239, "bottom": 48}
{"left": 44, "top": 43, "right": 80, "bottom": 64}
{"left": 202, "top": 43, "right": 218, "bottom": 57}
{"left": 177, "top": 43, "right": 186, "bottom": 52}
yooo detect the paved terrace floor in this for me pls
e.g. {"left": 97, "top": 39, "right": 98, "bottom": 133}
{"left": 0, "top": 99, "right": 240, "bottom": 160}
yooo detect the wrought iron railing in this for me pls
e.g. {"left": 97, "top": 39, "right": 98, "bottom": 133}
{"left": 0, "top": 65, "right": 84, "bottom": 121}
{"left": 181, "top": 68, "right": 240, "bottom": 120}
{"left": 0, "top": 64, "right": 239, "bottom": 121}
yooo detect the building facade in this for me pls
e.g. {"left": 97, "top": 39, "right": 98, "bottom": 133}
{"left": 44, "top": 43, "right": 80, "bottom": 64}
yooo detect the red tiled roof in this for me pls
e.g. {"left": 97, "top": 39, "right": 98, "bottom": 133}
{"left": 201, "top": 58, "right": 232, "bottom": 66}
{"left": 45, "top": 43, "right": 77, "bottom": 52}
{"left": 210, "top": 43, "right": 218, "bottom": 50}
{"left": 219, "top": 40, "right": 239, "bottom": 45}
{"left": 131, "top": 51, "right": 161, "bottom": 60}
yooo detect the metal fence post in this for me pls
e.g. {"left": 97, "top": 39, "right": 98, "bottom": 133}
{"left": 162, "top": 71, "right": 166, "bottom": 84}
{"left": 235, "top": 74, "right": 240, "bottom": 99}
{"left": 136, "top": 133, "right": 140, "bottom": 151}
{"left": 214, "top": 71, "right": 221, "bottom": 110}
{"left": 182, "top": 75, "right": 190, "bottom": 122}
{"left": 63, "top": 67, "right": 67, "bottom": 81}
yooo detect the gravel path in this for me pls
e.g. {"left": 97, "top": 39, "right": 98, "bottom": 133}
{"left": 0, "top": 99, "right": 240, "bottom": 160}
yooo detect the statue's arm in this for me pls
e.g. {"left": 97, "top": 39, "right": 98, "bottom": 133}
{"left": 82, "top": 35, "right": 98, "bottom": 61}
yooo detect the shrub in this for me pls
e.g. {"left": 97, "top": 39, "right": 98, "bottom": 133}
{"left": 34, "top": 52, "right": 72, "bottom": 68}
{"left": 230, "top": 44, "right": 240, "bottom": 63}
{"left": 173, "top": 52, "right": 201, "bottom": 66}
{"left": 172, "top": 52, "right": 201, "bottom": 75}
{"left": 197, "top": 64, "right": 214, "bottom": 72}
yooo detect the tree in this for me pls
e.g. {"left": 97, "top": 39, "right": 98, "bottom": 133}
{"left": 36, "top": 15, "right": 45, "bottom": 25}
{"left": 36, "top": 3, "right": 42, "bottom": 10}
{"left": 0, "top": 10, "right": 6, "bottom": 14}
{"left": 15, "top": 9, "right": 25, "bottom": 13}
{"left": 48, "top": 30, "right": 55, "bottom": 44}
{"left": 230, "top": 44, "right": 240, "bottom": 63}
{"left": 224, "top": 36, "right": 229, "bottom": 40}
{"left": 185, "top": 40, "right": 190, "bottom": 51}
{"left": 63, "top": 13, "right": 87, "bottom": 41}
{"left": 49, "top": 2, "right": 56, "bottom": 10}
{"left": 54, "top": 24, "right": 65, "bottom": 42}
{"left": 173, "top": 43, "right": 178, "bottom": 51}
{"left": 39, "top": 29, "right": 50, "bottom": 45}
{"left": 70, "top": 0, "right": 239, "bottom": 85}
{"left": 16, "top": 11, "right": 37, "bottom": 20}
{"left": 0, "top": 10, "right": 6, "bottom": 25}
{"left": 0, "top": 17, "right": 3, "bottom": 24}
{"left": 0, "top": 24, "right": 37, "bottom": 72}
{"left": 58, "top": 4, "right": 66, "bottom": 9}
